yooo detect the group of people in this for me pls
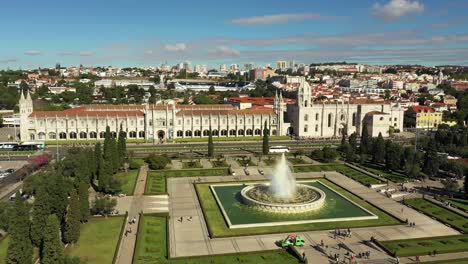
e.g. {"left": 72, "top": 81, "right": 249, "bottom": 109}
{"left": 124, "top": 216, "right": 138, "bottom": 237}
{"left": 178, "top": 216, "right": 193, "bottom": 222}
{"left": 333, "top": 228, "right": 352, "bottom": 239}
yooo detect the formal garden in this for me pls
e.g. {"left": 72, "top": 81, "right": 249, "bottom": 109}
{"left": 132, "top": 214, "right": 301, "bottom": 264}
{"left": 379, "top": 235, "right": 468, "bottom": 257}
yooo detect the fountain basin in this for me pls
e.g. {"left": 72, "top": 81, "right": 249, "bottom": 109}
{"left": 240, "top": 183, "right": 326, "bottom": 213}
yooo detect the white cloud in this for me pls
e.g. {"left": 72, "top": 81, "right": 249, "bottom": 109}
{"left": 230, "top": 13, "right": 335, "bottom": 25}
{"left": 163, "top": 43, "right": 187, "bottom": 52}
{"left": 372, "top": 0, "right": 424, "bottom": 21}
{"left": 0, "top": 57, "right": 18, "bottom": 63}
{"left": 214, "top": 46, "right": 240, "bottom": 56}
{"left": 24, "top": 50, "right": 42, "bottom": 56}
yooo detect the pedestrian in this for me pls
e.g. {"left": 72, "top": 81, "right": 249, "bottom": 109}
{"left": 396, "top": 256, "right": 400, "bottom": 264}
{"left": 321, "top": 239, "right": 324, "bottom": 247}
{"left": 416, "top": 255, "right": 420, "bottom": 262}
{"left": 367, "top": 251, "right": 371, "bottom": 259}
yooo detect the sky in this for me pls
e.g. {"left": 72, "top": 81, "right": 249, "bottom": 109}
{"left": 1, "top": 0, "right": 468, "bottom": 69}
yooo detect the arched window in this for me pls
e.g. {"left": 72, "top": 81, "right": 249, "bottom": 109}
{"left": 304, "top": 125, "right": 308, "bottom": 133}
{"left": 203, "top": 130, "right": 210, "bottom": 136}
{"left": 305, "top": 100, "right": 308, "bottom": 107}
{"left": 30, "top": 134, "right": 35, "bottom": 140}
{"left": 246, "top": 129, "right": 253, "bottom": 135}
{"left": 352, "top": 113, "right": 356, "bottom": 126}
{"left": 238, "top": 129, "right": 244, "bottom": 136}
{"left": 212, "top": 130, "right": 219, "bottom": 136}
{"left": 111, "top": 132, "right": 117, "bottom": 138}
{"left": 272, "top": 130, "right": 277, "bottom": 136}
{"left": 38, "top": 132, "right": 46, "bottom": 140}
{"left": 341, "top": 114, "right": 345, "bottom": 121}
{"left": 177, "top": 130, "right": 183, "bottom": 137}
{"left": 70, "top": 132, "right": 77, "bottom": 139}
{"left": 328, "top": 113, "right": 332, "bottom": 127}
{"left": 90, "top": 132, "right": 97, "bottom": 139}
{"left": 185, "top": 130, "right": 192, "bottom": 137}
{"left": 229, "top": 129, "right": 236, "bottom": 136}
{"left": 79, "top": 132, "right": 87, "bottom": 139}
{"left": 304, "top": 114, "right": 309, "bottom": 121}
{"left": 315, "top": 124, "right": 319, "bottom": 132}
{"left": 194, "top": 130, "right": 201, "bottom": 137}
{"left": 138, "top": 131, "right": 145, "bottom": 138}
{"left": 221, "top": 129, "right": 227, "bottom": 136}
{"left": 48, "top": 132, "right": 56, "bottom": 139}
{"left": 59, "top": 132, "right": 67, "bottom": 139}
{"left": 99, "top": 132, "right": 106, "bottom": 138}
{"left": 254, "top": 129, "right": 261, "bottom": 135}
{"left": 316, "top": 113, "right": 319, "bottom": 120}
{"left": 129, "top": 131, "right": 137, "bottom": 138}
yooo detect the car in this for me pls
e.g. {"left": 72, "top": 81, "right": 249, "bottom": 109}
{"left": 281, "top": 235, "right": 305, "bottom": 247}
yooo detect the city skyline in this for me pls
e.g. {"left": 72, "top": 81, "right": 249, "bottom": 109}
{"left": 1, "top": 0, "right": 468, "bottom": 69}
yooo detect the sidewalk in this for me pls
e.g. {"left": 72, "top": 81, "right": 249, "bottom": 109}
{"left": 401, "top": 251, "right": 468, "bottom": 264}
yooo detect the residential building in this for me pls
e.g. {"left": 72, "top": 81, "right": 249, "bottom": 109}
{"left": 406, "top": 106, "right": 442, "bottom": 130}
{"left": 276, "top": 61, "right": 287, "bottom": 70}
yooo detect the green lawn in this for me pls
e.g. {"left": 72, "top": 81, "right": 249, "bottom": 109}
{"left": 335, "top": 165, "right": 383, "bottom": 186}
{"left": 196, "top": 179, "right": 400, "bottom": 237}
{"left": 287, "top": 157, "right": 308, "bottom": 165}
{"left": 236, "top": 159, "right": 256, "bottom": 166}
{"left": 404, "top": 198, "right": 468, "bottom": 232}
{"left": 379, "top": 235, "right": 468, "bottom": 257}
{"left": 448, "top": 198, "right": 468, "bottom": 212}
{"left": 359, "top": 163, "right": 408, "bottom": 183}
{"left": 65, "top": 216, "right": 124, "bottom": 264}
{"left": 114, "top": 169, "right": 139, "bottom": 195}
{"left": 129, "top": 158, "right": 146, "bottom": 167}
{"left": 211, "top": 160, "right": 229, "bottom": 168}
{"left": 291, "top": 164, "right": 342, "bottom": 173}
{"left": 421, "top": 259, "right": 468, "bottom": 264}
{"left": 174, "top": 136, "right": 289, "bottom": 143}
{"left": 133, "top": 214, "right": 301, "bottom": 264}
{"left": 0, "top": 236, "right": 9, "bottom": 263}
{"left": 145, "top": 168, "right": 229, "bottom": 194}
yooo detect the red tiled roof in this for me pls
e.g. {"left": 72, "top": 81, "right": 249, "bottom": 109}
{"left": 410, "top": 105, "right": 435, "bottom": 113}
{"left": 176, "top": 107, "right": 274, "bottom": 116}
{"left": 30, "top": 110, "right": 144, "bottom": 118}
{"left": 366, "top": 111, "right": 389, "bottom": 116}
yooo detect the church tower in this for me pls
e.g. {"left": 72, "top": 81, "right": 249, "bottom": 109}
{"left": 274, "top": 90, "right": 284, "bottom": 135}
{"left": 19, "top": 90, "right": 33, "bottom": 141}
{"left": 297, "top": 78, "right": 312, "bottom": 108}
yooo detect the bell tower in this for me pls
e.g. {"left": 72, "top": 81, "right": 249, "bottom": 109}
{"left": 297, "top": 78, "right": 312, "bottom": 108}
{"left": 19, "top": 90, "right": 33, "bottom": 141}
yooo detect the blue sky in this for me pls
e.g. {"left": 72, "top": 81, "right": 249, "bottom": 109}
{"left": 1, "top": 0, "right": 468, "bottom": 69}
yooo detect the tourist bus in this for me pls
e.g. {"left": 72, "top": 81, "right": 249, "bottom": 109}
{"left": 0, "top": 142, "right": 19, "bottom": 150}
{"left": 268, "top": 146, "right": 290, "bottom": 153}
{"left": 20, "top": 141, "right": 45, "bottom": 150}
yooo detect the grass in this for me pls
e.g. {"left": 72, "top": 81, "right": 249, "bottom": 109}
{"left": 379, "top": 235, "right": 468, "bottom": 257}
{"left": 145, "top": 168, "right": 229, "bottom": 194}
{"left": 447, "top": 198, "right": 468, "bottom": 212}
{"left": 196, "top": 179, "right": 401, "bottom": 237}
{"left": 114, "top": 169, "right": 139, "bottom": 195}
{"left": 0, "top": 151, "right": 36, "bottom": 156}
{"left": 358, "top": 162, "right": 408, "bottom": 183}
{"left": 182, "top": 161, "right": 203, "bottom": 169}
{"left": 133, "top": 214, "right": 301, "bottom": 264}
{"left": 0, "top": 236, "right": 8, "bottom": 263}
{"left": 210, "top": 160, "right": 229, "bottom": 168}
{"left": 287, "top": 157, "right": 308, "bottom": 165}
{"left": 236, "top": 159, "right": 256, "bottom": 167}
{"left": 174, "top": 136, "right": 289, "bottom": 143}
{"left": 129, "top": 158, "right": 146, "bottom": 168}
{"left": 291, "top": 164, "right": 342, "bottom": 173}
{"left": 334, "top": 165, "right": 383, "bottom": 186}
{"left": 421, "top": 259, "right": 468, "bottom": 264}
{"left": 65, "top": 216, "right": 124, "bottom": 264}
{"left": 404, "top": 198, "right": 468, "bottom": 232}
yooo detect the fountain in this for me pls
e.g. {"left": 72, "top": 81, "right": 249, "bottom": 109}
{"left": 240, "top": 154, "right": 326, "bottom": 213}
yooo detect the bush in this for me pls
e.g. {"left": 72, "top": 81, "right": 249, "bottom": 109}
{"left": 91, "top": 196, "right": 117, "bottom": 216}
{"left": 145, "top": 154, "right": 171, "bottom": 170}
{"left": 128, "top": 159, "right": 142, "bottom": 170}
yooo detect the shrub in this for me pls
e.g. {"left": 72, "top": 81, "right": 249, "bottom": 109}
{"left": 145, "top": 154, "right": 171, "bottom": 170}
{"left": 91, "top": 196, "right": 117, "bottom": 216}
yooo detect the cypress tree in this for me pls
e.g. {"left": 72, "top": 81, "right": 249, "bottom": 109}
{"left": 6, "top": 192, "right": 33, "bottom": 264}
{"left": 349, "top": 132, "right": 358, "bottom": 153}
{"left": 360, "top": 125, "right": 370, "bottom": 154}
{"left": 30, "top": 186, "right": 50, "bottom": 247}
{"left": 78, "top": 182, "right": 89, "bottom": 222}
{"left": 41, "top": 214, "right": 64, "bottom": 264}
{"left": 110, "top": 136, "right": 119, "bottom": 173}
{"left": 94, "top": 142, "right": 102, "bottom": 181}
{"left": 207, "top": 127, "right": 214, "bottom": 157}
{"left": 262, "top": 121, "right": 269, "bottom": 155}
{"left": 372, "top": 133, "right": 385, "bottom": 163}
{"left": 63, "top": 190, "right": 80, "bottom": 244}
{"left": 47, "top": 174, "right": 69, "bottom": 223}
{"left": 117, "top": 125, "right": 127, "bottom": 167}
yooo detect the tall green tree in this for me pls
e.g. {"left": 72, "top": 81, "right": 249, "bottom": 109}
{"left": 78, "top": 182, "right": 89, "bottom": 223}
{"left": 385, "top": 140, "right": 402, "bottom": 171}
{"left": 348, "top": 132, "right": 358, "bottom": 153}
{"left": 262, "top": 121, "right": 269, "bottom": 155}
{"left": 41, "top": 214, "right": 64, "bottom": 264}
{"left": 207, "top": 127, "right": 214, "bottom": 157}
{"left": 47, "top": 174, "right": 69, "bottom": 222}
{"left": 6, "top": 192, "right": 33, "bottom": 264}
{"left": 360, "top": 125, "right": 370, "bottom": 154}
{"left": 30, "top": 186, "right": 50, "bottom": 247}
{"left": 63, "top": 190, "right": 80, "bottom": 244}
{"left": 117, "top": 124, "right": 126, "bottom": 167}
{"left": 423, "top": 145, "right": 440, "bottom": 177}
{"left": 372, "top": 133, "right": 385, "bottom": 163}
{"left": 94, "top": 143, "right": 102, "bottom": 182}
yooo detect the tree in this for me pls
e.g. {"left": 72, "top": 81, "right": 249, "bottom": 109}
{"left": 341, "top": 142, "right": 354, "bottom": 162}
{"left": 145, "top": 154, "right": 170, "bottom": 170}
{"left": 63, "top": 190, "right": 80, "bottom": 244}
{"left": 348, "top": 132, "right": 358, "bottom": 153}
{"left": 372, "top": 133, "right": 385, "bottom": 163}
{"left": 117, "top": 125, "right": 126, "bottom": 167}
{"left": 6, "top": 192, "right": 33, "bottom": 264}
{"left": 30, "top": 186, "right": 50, "bottom": 247}
{"left": 360, "top": 125, "right": 370, "bottom": 154}
{"left": 464, "top": 173, "right": 468, "bottom": 198}
{"left": 78, "top": 182, "right": 89, "bottom": 223}
{"left": 385, "top": 141, "right": 402, "bottom": 171}
{"left": 262, "top": 121, "right": 269, "bottom": 155}
{"left": 423, "top": 145, "right": 440, "bottom": 177}
{"left": 91, "top": 196, "right": 117, "bottom": 216}
{"left": 441, "top": 178, "right": 459, "bottom": 195}
{"left": 207, "top": 127, "right": 214, "bottom": 158}
{"left": 322, "top": 146, "right": 339, "bottom": 163}
{"left": 94, "top": 143, "right": 102, "bottom": 182}
{"left": 41, "top": 214, "right": 64, "bottom": 264}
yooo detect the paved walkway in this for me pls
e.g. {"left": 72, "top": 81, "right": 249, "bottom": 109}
{"left": 115, "top": 166, "right": 169, "bottom": 264}
{"left": 167, "top": 171, "right": 459, "bottom": 262}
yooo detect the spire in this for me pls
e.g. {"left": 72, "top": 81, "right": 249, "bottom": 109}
{"left": 279, "top": 90, "right": 283, "bottom": 102}
{"left": 20, "top": 90, "right": 25, "bottom": 101}
{"left": 26, "top": 90, "right": 32, "bottom": 101}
